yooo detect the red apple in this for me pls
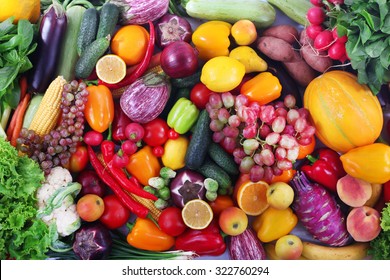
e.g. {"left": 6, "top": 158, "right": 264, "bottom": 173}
{"left": 346, "top": 206, "right": 381, "bottom": 242}
{"left": 219, "top": 206, "right": 248, "bottom": 236}
{"left": 274, "top": 234, "right": 303, "bottom": 260}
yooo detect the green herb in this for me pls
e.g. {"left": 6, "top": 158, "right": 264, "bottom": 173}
{"left": 330, "top": 0, "right": 390, "bottom": 94}
{"left": 369, "top": 203, "right": 390, "bottom": 259}
{"left": 0, "top": 137, "right": 51, "bottom": 260}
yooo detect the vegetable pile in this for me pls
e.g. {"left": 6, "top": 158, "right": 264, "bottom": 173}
{"left": 1, "top": 0, "right": 390, "bottom": 261}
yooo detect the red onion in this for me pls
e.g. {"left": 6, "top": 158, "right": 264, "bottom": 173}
{"left": 160, "top": 41, "right": 199, "bottom": 79}
{"left": 156, "top": 14, "right": 192, "bottom": 49}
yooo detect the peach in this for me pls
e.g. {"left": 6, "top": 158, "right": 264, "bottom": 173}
{"left": 336, "top": 174, "right": 372, "bottom": 207}
{"left": 266, "top": 182, "right": 295, "bottom": 210}
{"left": 219, "top": 206, "right": 248, "bottom": 236}
{"left": 231, "top": 19, "right": 257, "bottom": 46}
{"left": 274, "top": 234, "right": 303, "bottom": 260}
{"left": 346, "top": 206, "right": 381, "bottom": 242}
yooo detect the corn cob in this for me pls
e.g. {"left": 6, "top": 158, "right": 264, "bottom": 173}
{"left": 28, "top": 76, "right": 66, "bottom": 136}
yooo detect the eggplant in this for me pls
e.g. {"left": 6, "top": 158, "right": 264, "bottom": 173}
{"left": 229, "top": 228, "right": 267, "bottom": 260}
{"left": 28, "top": 1, "right": 67, "bottom": 93}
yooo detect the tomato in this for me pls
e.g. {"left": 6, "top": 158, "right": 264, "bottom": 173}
{"left": 76, "top": 194, "right": 105, "bottom": 222}
{"left": 384, "top": 180, "right": 390, "bottom": 203}
{"left": 99, "top": 194, "right": 131, "bottom": 229}
{"left": 208, "top": 195, "right": 235, "bottom": 217}
{"left": 142, "top": 118, "right": 169, "bottom": 147}
{"left": 190, "top": 82, "right": 213, "bottom": 109}
{"left": 158, "top": 207, "right": 187, "bottom": 237}
{"left": 68, "top": 145, "right": 88, "bottom": 173}
{"left": 152, "top": 146, "right": 164, "bottom": 157}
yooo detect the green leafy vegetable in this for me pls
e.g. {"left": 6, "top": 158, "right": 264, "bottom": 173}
{"left": 0, "top": 137, "right": 51, "bottom": 260}
{"left": 369, "top": 203, "right": 390, "bottom": 260}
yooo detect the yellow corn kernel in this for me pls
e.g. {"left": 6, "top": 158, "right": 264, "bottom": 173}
{"left": 28, "top": 76, "right": 66, "bottom": 136}
{"left": 128, "top": 193, "right": 162, "bottom": 220}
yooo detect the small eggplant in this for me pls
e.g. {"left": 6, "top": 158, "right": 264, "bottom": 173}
{"left": 155, "top": 14, "right": 192, "bottom": 49}
{"left": 229, "top": 228, "right": 267, "bottom": 260}
{"left": 28, "top": 1, "right": 67, "bottom": 93}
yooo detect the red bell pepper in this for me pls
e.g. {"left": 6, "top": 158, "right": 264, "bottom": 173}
{"left": 384, "top": 180, "right": 390, "bottom": 203}
{"left": 174, "top": 219, "right": 226, "bottom": 256}
{"left": 112, "top": 102, "right": 132, "bottom": 142}
{"left": 301, "top": 148, "right": 346, "bottom": 192}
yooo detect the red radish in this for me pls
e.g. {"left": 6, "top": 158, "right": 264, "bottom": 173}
{"left": 332, "top": 28, "right": 347, "bottom": 43}
{"left": 125, "top": 122, "right": 145, "bottom": 142}
{"left": 310, "top": 0, "right": 324, "bottom": 6}
{"left": 328, "top": 0, "right": 344, "bottom": 4}
{"left": 121, "top": 140, "right": 138, "bottom": 155}
{"left": 290, "top": 172, "right": 351, "bottom": 246}
{"left": 307, "top": 7, "right": 326, "bottom": 25}
{"left": 306, "top": 25, "right": 324, "bottom": 40}
{"left": 328, "top": 41, "right": 346, "bottom": 60}
{"left": 314, "top": 30, "right": 334, "bottom": 51}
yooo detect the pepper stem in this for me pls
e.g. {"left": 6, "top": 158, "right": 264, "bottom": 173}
{"left": 106, "top": 123, "right": 112, "bottom": 141}
{"left": 126, "top": 222, "right": 135, "bottom": 233}
{"left": 306, "top": 154, "right": 318, "bottom": 164}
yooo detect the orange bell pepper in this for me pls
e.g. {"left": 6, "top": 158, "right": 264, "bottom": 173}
{"left": 126, "top": 217, "right": 175, "bottom": 251}
{"left": 240, "top": 71, "right": 282, "bottom": 105}
{"left": 126, "top": 145, "right": 161, "bottom": 186}
{"left": 84, "top": 85, "right": 114, "bottom": 133}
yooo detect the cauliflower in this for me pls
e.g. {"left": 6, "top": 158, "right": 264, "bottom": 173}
{"left": 36, "top": 166, "right": 81, "bottom": 237}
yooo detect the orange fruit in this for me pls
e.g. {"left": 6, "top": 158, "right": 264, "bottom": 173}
{"left": 235, "top": 180, "right": 269, "bottom": 216}
{"left": 111, "top": 24, "right": 149, "bottom": 66}
{"left": 181, "top": 199, "right": 213, "bottom": 230}
{"left": 96, "top": 54, "right": 127, "bottom": 84}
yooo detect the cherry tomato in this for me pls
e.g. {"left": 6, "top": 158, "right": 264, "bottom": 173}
{"left": 152, "top": 146, "right": 164, "bottom": 157}
{"left": 142, "top": 118, "right": 169, "bottom": 147}
{"left": 158, "top": 206, "right": 187, "bottom": 237}
{"left": 384, "top": 180, "right": 390, "bottom": 203}
{"left": 168, "top": 128, "right": 179, "bottom": 140}
{"left": 208, "top": 195, "right": 235, "bottom": 217}
{"left": 190, "top": 82, "right": 214, "bottom": 109}
{"left": 99, "top": 194, "right": 131, "bottom": 229}
{"left": 68, "top": 145, "right": 89, "bottom": 173}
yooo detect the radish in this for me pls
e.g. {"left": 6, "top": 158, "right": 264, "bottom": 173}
{"left": 328, "top": 41, "right": 346, "bottom": 60}
{"left": 332, "top": 28, "right": 348, "bottom": 43}
{"left": 314, "top": 30, "right": 334, "bottom": 51}
{"left": 290, "top": 172, "right": 351, "bottom": 246}
{"left": 306, "top": 25, "right": 324, "bottom": 40}
{"left": 306, "top": 7, "right": 326, "bottom": 25}
{"left": 310, "top": 0, "right": 324, "bottom": 6}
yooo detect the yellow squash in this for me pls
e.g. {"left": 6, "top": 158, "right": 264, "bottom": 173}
{"left": 303, "top": 70, "right": 383, "bottom": 153}
{"left": 0, "top": 0, "right": 41, "bottom": 23}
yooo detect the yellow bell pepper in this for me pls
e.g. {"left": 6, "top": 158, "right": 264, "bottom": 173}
{"left": 252, "top": 207, "right": 298, "bottom": 243}
{"left": 240, "top": 71, "right": 282, "bottom": 105}
{"left": 340, "top": 143, "right": 390, "bottom": 184}
{"left": 161, "top": 136, "right": 189, "bottom": 170}
{"left": 192, "top": 20, "right": 232, "bottom": 61}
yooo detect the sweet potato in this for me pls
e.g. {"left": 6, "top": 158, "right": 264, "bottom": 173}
{"left": 261, "top": 24, "right": 299, "bottom": 44}
{"left": 282, "top": 51, "right": 318, "bottom": 87}
{"left": 256, "top": 36, "right": 297, "bottom": 62}
{"left": 300, "top": 44, "right": 333, "bottom": 73}
{"left": 299, "top": 28, "right": 313, "bottom": 47}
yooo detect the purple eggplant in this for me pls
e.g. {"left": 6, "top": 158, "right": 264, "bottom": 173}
{"left": 229, "top": 228, "right": 266, "bottom": 260}
{"left": 28, "top": 1, "right": 67, "bottom": 93}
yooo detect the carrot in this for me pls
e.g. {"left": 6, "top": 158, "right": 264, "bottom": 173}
{"left": 19, "top": 76, "right": 28, "bottom": 102}
{"left": 10, "top": 94, "right": 31, "bottom": 147}
{"left": 6, "top": 105, "right": 21, "bottom": 139}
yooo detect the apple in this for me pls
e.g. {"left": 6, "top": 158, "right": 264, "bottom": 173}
{"left": 346, "top": 206, "right": 381, "bottom": 242}
{"left": 219, "top": 206, "right": 248, "bottom": 236}
{"left": 76, "top": 194, "right": 105, "bottom": 222}
{"left": 266, "top": 182, "right": 295, "bottom": 210}
{"left": 76, "top": 170, "right": 107, "bottom": 198}
{"left": 274, "top": 234, "right": 303, "bottom": 260}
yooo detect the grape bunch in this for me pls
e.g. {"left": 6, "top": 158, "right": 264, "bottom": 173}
{"left": 17, "top": 80, "right": 88, "bottom": 175}
{"left": 306, "top": 0, "right": 348, "bottom": 62}
{"left": 205, "top": 92, "right": 315, "bottom": 183}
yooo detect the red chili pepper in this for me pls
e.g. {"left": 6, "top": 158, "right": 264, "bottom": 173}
{"left": 301, "top": 148, "right": 346, "bottom": 192}
{"left": 112, "top": 102, "right": 132, "bottom": 142}
{"left": 101, "top": 140, "right": 116, "bottom": 161}
{"left": 87, "top": 145, "right": 149, "bottom": 218}
{"left": 174, "top": 219, "right": 226, "bottom": 256}
{"left": 99, "top": 20, "right": 155, "bottom": 90}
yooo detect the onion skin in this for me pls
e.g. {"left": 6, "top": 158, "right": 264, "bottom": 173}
{"left": 229, "top": 228, "right": 267, "bottom": 260}
{"left": 156, "top": 14, "right": 193, "bottom": 49}
{"left": 120, "top": 72, "right": 170, "bottom": 123}
{"left": 160, "top": 41, "right": 199, "bottom": 79}
{"left": 170, "top": 170, "right": 206, "bottom": 208}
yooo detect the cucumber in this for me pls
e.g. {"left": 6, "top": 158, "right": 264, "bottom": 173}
{"left": 96, "top": 3, "right": 120, "bottom": 39}
{"left": 207, "top": 142, "right": 239, "bottom": 176}
{"left": 56, "top": 5, "right": 86, "bottom": 81}
{"left": 185, "top": 109, "right": 212, "bottom": 170}
{"left": 74, "top": 36, "right": 110, "bottom": 79}
{"left": 170, "top": 70, "right": 201, "bottom": 88}
{"left": 77, "top": 7, "right": 99, "bottom": 56}
{"left": 197, "top": 158, "right": 232, "bottom": 190}
{"left": 22, "top": 94, "right": 43, "bottom": 129}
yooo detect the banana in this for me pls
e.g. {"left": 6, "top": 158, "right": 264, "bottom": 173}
{"left": 365, "top": 183, "right": 383, "bottom": 207}
{"left": 264, "top": 243, "right": 307, "bottom": 260}
{"left": 301, "top": 241, "right": 370, "bottom": 260}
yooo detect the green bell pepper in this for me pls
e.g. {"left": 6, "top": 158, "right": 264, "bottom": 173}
{"left": 167, "top": 97, "right": 199, "bottom": 134}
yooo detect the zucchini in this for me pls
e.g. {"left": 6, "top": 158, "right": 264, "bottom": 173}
{"left": 170, "top": 70, "right": 201, "bottom": 88}
{"left": 185, "top": 109, "right": 212, "bottom": 170}
{"left": 55, "top": 5, "right": 86, "bottom": 81}
{"left": 96, "top": 3, "right": 120, "bottom": 39}
{"left": 197, "top": 158, "right": 232, "bottom": 190}
{"left": 22, "top": 94, "right": 44, "bottom": 129}
{"left": 77, "top": 7, "right": 99, "bottom": 56}
{"left": 207, "top": 142, "right": 239, "bottom": 176}
{"left": 267, "top": 0, "right": 311, "bottom": 26}
{"left": 182, "top": 0, "right": 276, "bottom": 28}
{"left": 74, "top": 36, "right": 110, "bottom": 79}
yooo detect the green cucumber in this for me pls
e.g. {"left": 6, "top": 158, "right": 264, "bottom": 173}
{"left": 77, "top": 7, "right": 99, "bottom": 56}
{"left": 22, "top": 94, "right": 44, "bottom": 129}
{"left": 197, "top": 158, "right": 232, "bottom": 190}
{"left": 185, "top": 109, "right": 212, "bottom": 170}
{"left": 74, "top": 36, "right": 110, "bottom": 79}
{"left": 170, "top": 70, "right": 201, "bottom": 88}
{"left": 96, "top": 3, "right": 119, "bottom": 39}
{"left": 207, "top": 142, "right": 239, "bottom": 176}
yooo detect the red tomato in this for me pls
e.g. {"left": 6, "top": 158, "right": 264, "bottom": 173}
{"left": 142, "top": 118, "right": 169, "bottom": 147}
{"left": 68, "top": 145, "right": 88, "bottom": 173}
{"left": 152, "top": 146, "right": 164, "bottom": 157}
{"left": 158, "top": 207, "right": 187, "bottom": 237}
{"left": 99, "top": 194, "right": 131, "bottom": 229}
{"left": 190, "top": 82, "right": 213, "bottom": 109}
{"left": 384, "top": 180, "right": 390, "bottom": 203}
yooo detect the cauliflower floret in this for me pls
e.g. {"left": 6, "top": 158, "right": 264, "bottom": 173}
{"left": 53, "top": 202, "right": 81, "bottom": 237}
{"left": 45, "top": 166, "right": 72, "bottom": 189}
